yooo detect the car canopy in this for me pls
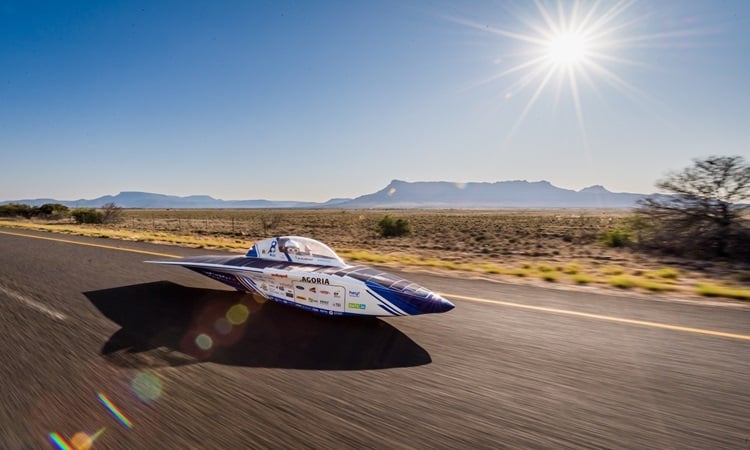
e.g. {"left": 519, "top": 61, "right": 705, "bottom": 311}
{"left": 246, "top": 236, "right": 347, "bottom": 267}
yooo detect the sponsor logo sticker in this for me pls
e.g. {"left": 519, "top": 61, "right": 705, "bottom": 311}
{"left": 286, "top": 292, "right": 294, "bottom": 298}
{"left": 334, "top": 292, "right": 340, "bottom": 298}
{"left": 301, "top": 276, "right": 330, "bottom": 285}
{"left": 319, "top": 300, "right": 329, "bottom": 305}
{"left": 295, "top": 285, "right": 305, "bottom": 290}
{"left": 296, "top": 296, "right": 306, "bottom": 300}
{"left": 348, "top": 302, "right": 366, "bottom": 310}
{"left": 320, "top": 290, "right": 330, "bottom": 295}
{"left": 309, "top": 287, "right": 316, "bottom": 293}
{"left": 348, "top": 291, "right": 360, "bottom": 298}
{"left": 271, "top": 273, "right": 288, "bottom": 278}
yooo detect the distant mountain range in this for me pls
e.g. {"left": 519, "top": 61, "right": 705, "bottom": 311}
{"left": 2, "top": 179, "right": 649, "bottom": 209}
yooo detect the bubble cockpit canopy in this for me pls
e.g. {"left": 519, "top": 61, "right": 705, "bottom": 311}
{"left": 247, "top": 236, "right": 347, "bottom": 267}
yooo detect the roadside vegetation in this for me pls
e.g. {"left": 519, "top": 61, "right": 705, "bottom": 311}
{"left": 1, "top": 156, "right": 747, "bottom": 301}
{"left": 1, "top": 208, "right": 748, "bottom": 301}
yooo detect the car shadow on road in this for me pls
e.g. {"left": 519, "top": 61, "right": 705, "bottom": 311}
{"left": 84, "top": 281, "right": 431, "bottom": 370}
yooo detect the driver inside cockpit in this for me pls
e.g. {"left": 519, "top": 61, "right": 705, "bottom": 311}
{"left": 279, "top": 238, "right": 311, "bottom": 255}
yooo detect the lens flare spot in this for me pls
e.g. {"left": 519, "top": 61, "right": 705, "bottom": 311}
{"left": 387, "top": 187, "right": 397, "bottom": 196}
{"left": 97, "top": 393, "right": 133, "bottom": 429}
{"left": 49, "top": 433, "right": 72, "bottom": 450}
{"left": 214, "top": 317, "right": 232, "bottom": 335}
{"left": 130, "top": 372, "right": 162, "bottom": 403}
{"left": 70, "top": 432, "right": 92, "bottom": 450}
{"left": 195, "top": 333, "right": 213, "bottom": 350}
{"left": 226, "top": 304, "right": 249, "bottom": 325}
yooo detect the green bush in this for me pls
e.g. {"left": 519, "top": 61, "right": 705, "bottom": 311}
{"left": 72, "top": 208, "right": 104, "bottom": 224}
{"left": 599, "top": 228, "right": 632, "bottom": 248}
{"left": 0, "top": 202, "right": 70, "bottom": 219}
{"left": 0, "top": 203, "right": 35, "bottom": 218}
{"left": 38, "top": 203, "right": 70, "bottom": 219}
{"left": 376, "top": 215, "right": 412, "bottom": 237}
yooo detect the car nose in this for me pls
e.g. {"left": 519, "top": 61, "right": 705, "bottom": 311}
{"left": 425, "top": 293, "right": 455, "bottom": 314}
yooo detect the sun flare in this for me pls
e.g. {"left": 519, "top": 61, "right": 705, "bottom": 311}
{"left": 547, "top": 32, "right": 588, "bottom": 65}
{"left": 452, "top": 0, "right": 661, "bottom": 143}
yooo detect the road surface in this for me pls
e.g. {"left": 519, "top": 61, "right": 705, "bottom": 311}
{"left": 0, "top": 228, "right": 748, "bottom": 449}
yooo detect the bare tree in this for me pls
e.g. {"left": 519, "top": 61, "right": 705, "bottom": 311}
{"left": 101, "top": 202, "right": 124, "bottom": 224}
{"left": 637, "top": 156, "right": 750, "bottom": 258}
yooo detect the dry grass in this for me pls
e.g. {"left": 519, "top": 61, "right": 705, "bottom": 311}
{"left": 696, "top": 283, "right": 750, "bottom": 300}
{"left": 539, "top": 272, "right": 560, "bottom": 282}
{"left": 608, "top": 275, "right": 637, "bottom": 289}
{"left": 572, "top": 273, "right": 594, "bottom": 285}
{"left": 2, "top": 208, "right": 748, "bottom": 301}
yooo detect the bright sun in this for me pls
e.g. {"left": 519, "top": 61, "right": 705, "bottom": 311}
{"left": 547, "top": 32, "right": 588, "bottom": 65}
{"left": 451, "top": 0, "right": 648, "bottom": 143}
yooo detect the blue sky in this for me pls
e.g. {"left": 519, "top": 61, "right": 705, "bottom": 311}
{"left": 1, "top": 0, "right": 748, "bottom": 201}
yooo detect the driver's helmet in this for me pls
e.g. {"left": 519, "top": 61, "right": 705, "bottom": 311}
{"left": 281, "top": 239, "right": 301, "bottom": 254}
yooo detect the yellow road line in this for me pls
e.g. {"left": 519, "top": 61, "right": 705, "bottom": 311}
{"left": 0, "top": 230, "right": 180, "bottom": 259}
{"left": 2, "top": 228, "right": 748, "bottom": 341}
{"left": 444, "top": 293, "right": 750, "bottom": 342}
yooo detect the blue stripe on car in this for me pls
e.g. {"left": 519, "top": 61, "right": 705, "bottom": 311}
{"left": 366, "top": 289, "right": 405, "bottom": 316}
{"left": 376, "top": 302, "right": 400, "bottom": 316}
{"left": 365, "top": 281, "right": 424, "bottom": 315}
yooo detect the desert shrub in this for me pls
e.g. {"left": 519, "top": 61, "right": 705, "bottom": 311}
{"left": 0, "top": 203, "right": 35, "bottom": 218}
{"left": 38, "top": 203, "right": 70, "bottom": 219}
{"left": 572, "top": 273, "right": 593, "bottom": 284}
{"left": 537, "top": 264, "right": 554, "bottom": 272}
{"left": 377, "top": 215, "right": 411, "bottom": 238}
{"left": 608, "top": 275, "right": 636, "bottom": 289}
{"left": 638, "top": 280, "right": 677, "bottom": 292}
{"left": 72, "top": 208, "right": 104, "bottom": 224}
{"left": 101, "top": 202, "right": 123, "bottom": 224}
{"left": 599, "top": 228, "right": 632, "bottom": 248}
{"left": 482, "top": 265, "right": 504, "bottom": 275}
{"left": 655, "top": 267, "right": 679, "bottom": 280}
{"left": 540, "top": 272, "right": 559, "bottom": 282}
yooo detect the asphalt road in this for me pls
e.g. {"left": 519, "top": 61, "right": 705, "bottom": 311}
{"left": 0, "top": 228, "right": 748, "bottom": 449}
